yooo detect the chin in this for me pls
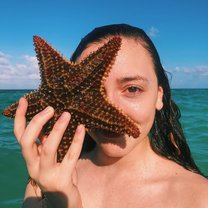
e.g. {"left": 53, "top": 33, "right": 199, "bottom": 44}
{"left": 98, "top": 142, "right": 132, "bottom": 158}
{"left": 88, "top": 128, "right": 139, "bottom": 158}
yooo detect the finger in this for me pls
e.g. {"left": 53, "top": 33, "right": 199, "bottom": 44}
{"left": 62, "top": 124, "right": 85, "bottom": 171}
{"left": 20, "top": 106, "right": 54, "bottom": 165}
{"left": 40, "top": 112, "right": 71, "bottom": 168}
{"left": 14, "top": 97, "right": 28, "bottom": 142}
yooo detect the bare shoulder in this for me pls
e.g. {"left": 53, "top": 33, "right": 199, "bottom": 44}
{"left": 184, "top": 171, "right": 208, "bottom": 200}
{"left": 172, "top": 166, "right": 208, "bottom": 207}
{"left": 180, "top": 167, "right": 208, "bottom": 188}
{"left": 155, "top": 157, "right": 208, "bottom": 207}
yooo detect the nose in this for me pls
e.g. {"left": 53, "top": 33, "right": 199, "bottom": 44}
{"left": 104, "top": 80, "right": 118, "bottom": 106}
{"left": 106, "top": 90, "right": 115, "bottom": 103}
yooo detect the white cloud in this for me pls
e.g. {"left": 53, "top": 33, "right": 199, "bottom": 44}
{"left": 173, "top": 65, "right": 208, "bottom": 76}
{"left": 0, "top": 51, "right": 40, "bottom": 89}
{"left": 168, "top": 65, "right": 208, "bottom": 88}
{"left": 0, "top": 51, "right": 10, "bottom": 65}
{"left": 148, "top": 26, "right": 159, "bottom": 37}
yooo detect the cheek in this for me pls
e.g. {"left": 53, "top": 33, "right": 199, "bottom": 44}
{"left": 118, "top": 97, "right": 156, "bottom": 131}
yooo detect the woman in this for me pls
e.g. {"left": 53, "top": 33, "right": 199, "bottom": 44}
{"left": 16, "top": 24, "right": 208, "bottom": 208}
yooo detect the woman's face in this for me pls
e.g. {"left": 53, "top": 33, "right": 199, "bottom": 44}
{"left": 77, "top": 37, "right": 163, "bottom": 158}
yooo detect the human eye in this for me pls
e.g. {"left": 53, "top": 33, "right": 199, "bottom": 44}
{"left": 123, "top": 85, "right": 142, "bottom": 98}
{"left": 127, "top": 86, "right": 140, "bottom": 93}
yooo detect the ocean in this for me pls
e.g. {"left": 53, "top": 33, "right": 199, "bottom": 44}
{"left": 0, "top": 89, "right": 208, "bottom": 207}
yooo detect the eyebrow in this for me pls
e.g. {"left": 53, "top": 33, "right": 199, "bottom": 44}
{"left": 116, "top": 75, "right": 149, "bottom": 85}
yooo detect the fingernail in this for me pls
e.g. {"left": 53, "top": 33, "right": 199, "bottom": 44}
{"left": 77, "top": 124, "right": 84, "bottom": 133}
{"left": 42, "top": 106, "right": 53, "bottom": 114}
{"left": 59, "top": 112, "right": 71, "bottom": 121}
{"left": 18, "top": 97, "right": 23, "bottom": 107}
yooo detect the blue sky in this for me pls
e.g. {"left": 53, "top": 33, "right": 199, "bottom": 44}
{"left": 0, "top": 0, "right": 207, "bottom": 89}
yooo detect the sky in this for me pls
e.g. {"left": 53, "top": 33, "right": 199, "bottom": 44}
{"left": 0, "top": 0, "right": 207, "bottom": 89}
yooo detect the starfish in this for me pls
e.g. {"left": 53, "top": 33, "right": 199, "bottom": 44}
{"left": 3, "top": 36, "right": 140, "bottom": 161}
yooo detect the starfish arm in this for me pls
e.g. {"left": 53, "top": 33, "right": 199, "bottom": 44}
{"left": 33, "top": 36, "right": 74, "bottom": 89}
{"left": 71, "top": 95, "right": 140, "bottom": 138}
{"left": 33, "top": 36, "right": 121, "bottom": 91}
{"left": 56, "top": 124, "right": 76, "bottom": 162}
{"left": 72, "top": 37, "right": 121, "bottom": 89}
{"left": 92, "top": 99, "right": 140, "bottom": 138}
{"left": 2, "top": 101, "right": 18, "bottom": 119}
{"left": 2, "top": 90, "right": 47, "bottom": 120}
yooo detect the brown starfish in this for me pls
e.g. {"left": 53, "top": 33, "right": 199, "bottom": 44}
{"left": 3, "top": 36, "right": 140, "bottom": 161}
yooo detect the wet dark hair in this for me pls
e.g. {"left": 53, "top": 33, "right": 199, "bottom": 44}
{"left": 71, "top": 24, "right": 205, "bottom": 176}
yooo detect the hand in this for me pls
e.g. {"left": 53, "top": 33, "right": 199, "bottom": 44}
{"left": 14, "top": 97, "right": 85, "bottom": 208}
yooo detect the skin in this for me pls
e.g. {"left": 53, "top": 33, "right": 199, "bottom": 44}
{"left": 15, "top": 37, "right": 208, "bottom": 208}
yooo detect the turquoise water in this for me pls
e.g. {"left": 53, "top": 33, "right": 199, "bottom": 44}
{"left": 0, "top": 89, "right": 208, "bottom": 207}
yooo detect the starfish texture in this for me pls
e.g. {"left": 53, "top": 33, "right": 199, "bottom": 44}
{"left": 3, "top": 36, "right": 140, "bottom": 161}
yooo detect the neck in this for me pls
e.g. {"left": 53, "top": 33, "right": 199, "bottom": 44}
{"left": 90, "top": 136, "right": 156, "bottom": 171}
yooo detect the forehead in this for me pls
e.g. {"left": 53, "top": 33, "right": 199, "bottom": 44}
{"left": 77, "top": 37, "right": 150, "bottom": 61}
{"left": 77, "top": 37, "right": 155, "bottom": 81}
